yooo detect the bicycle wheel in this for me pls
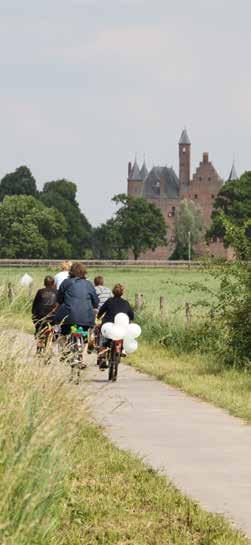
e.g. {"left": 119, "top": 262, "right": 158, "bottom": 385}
{"left": 108, "top": 348, "right": 120, "bottom": 382}
{"left": 108, "top": 359, "right": 114, "bottom": 381}
{"left": 113, "top": 352, "right": 120, "bottom": 381}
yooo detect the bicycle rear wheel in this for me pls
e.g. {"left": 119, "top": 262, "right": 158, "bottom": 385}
{"left": 108, "top": 351, "right": 120, "bottom": 381}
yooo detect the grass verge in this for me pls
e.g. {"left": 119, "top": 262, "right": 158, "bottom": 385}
{"left": 128, "top": 342, "right": 251, "bottom": 422}
{"left": 0, "top": 336, "right": 249, "bottom": 545}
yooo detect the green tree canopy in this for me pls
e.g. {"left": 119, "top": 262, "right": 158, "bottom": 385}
{"left": 112, "top": 194, "right": 167, "bottom": 260}
{"left": 173, "top": 199, "right": 204, "bottom": 259}
{"left": 0, "top": 166, "right": 37, "bottom": 201}
{"left": 40, "top": 179, "right": 92, "bottom": 258}
{"left": 92, "top": 218, "right": 127, "bottom": 259}
{"left": 0, "top": 195, "right": 69, "bottom": 259}
{"left": 207, "top": 172, "right": 251, "bottom": 242}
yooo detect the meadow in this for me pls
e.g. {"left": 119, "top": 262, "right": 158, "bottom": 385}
{"left": 0, "top": 265, "right": 219, "bottom": 320}
{"left": 1, "top": 265, "right": 250, "bottom": 422}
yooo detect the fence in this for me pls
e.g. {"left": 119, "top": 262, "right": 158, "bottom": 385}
{"left": 0, "top": 259, "right": 206, "bottom": 268}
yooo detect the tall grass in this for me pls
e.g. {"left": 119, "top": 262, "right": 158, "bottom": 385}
{"left": 0, "top": 334, "right": 78, "bottom": 545}
{"left": 0, "top": 333, "right": 249, "bottom": 545}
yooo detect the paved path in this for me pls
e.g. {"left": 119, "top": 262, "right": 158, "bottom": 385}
{"left": 83, "top": 361, "right": 251, "bottom": 539}
{"left": 14, "top": 331, "right": 251, "bottom": 538}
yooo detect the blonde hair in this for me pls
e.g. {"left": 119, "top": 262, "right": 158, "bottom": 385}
{"left": 61, "top": 261, "right": 72, "bottom": 271}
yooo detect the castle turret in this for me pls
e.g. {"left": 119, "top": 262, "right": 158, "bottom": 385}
{"left": 140, "top": 159, "right": 148, "bottom": 180}
{"left": 179, "top": 128, "right": 191, "bottom": 194}
{"left": 127, "top": 159, "right": 143, "bottom": 197}
{"left": 228, "top": 161, "right": 238, "bottom": 181}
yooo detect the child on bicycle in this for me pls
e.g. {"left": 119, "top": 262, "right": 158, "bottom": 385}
{"left": 97, "top": 283, "right": 134, "bottom": 324}
{"left": 94, "top": 276, "right": 112, "bottom": 309}
{"left": 96, "top": 283, "right": 134, "bottom": 368}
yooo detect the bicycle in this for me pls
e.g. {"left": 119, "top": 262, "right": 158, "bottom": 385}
{"left": 108, "top": 339, "right": 123, "bottom": 382}
{"left": 36, "top": 322, "right": 56, "bottom": 364}
{"left": 68, "top": 325, "right": 89, "bottom": 384}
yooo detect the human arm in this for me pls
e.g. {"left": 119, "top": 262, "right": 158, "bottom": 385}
{"left": 89, "top": 282, "right": 99, "bottom": 309}
{"left": 31, "top": 290, "right": 41, "bottom": 320}
{"left": 97, "top": 299, "right": 109, "bottom": 320}
{"left": 57, "top": 279, "right": 67, "bottom": 305}
{"left": 127, "top": 303, "right": 134, "bottom": 321}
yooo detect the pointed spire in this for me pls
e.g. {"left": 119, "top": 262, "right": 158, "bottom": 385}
{"left": 140, "top": 159, "right": 148, "bottom": 180}
{"left": 228, "top": 161, "right": 238, "bottom": 181}
{"left": 179, "top": 128, "right": 191, "bottom": 145}
{"left": 129, "top": 158, "right": 142, "bottom": 180}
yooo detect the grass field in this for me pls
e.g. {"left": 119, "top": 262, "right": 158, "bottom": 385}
{"left": 128, "top": 343, "right": 251, "bottom": 422}
{"left": 1, "top": 266, "right": 250, "bottom": 422}
{"left": 0, "top": 334, "right": 249, "bottom": 545}
{"left": 0, "top": 265, "right": 218, "bottom": 316}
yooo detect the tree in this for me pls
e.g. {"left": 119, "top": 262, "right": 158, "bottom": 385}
{"left": 112, "top": 194, "right": 167, "bottom": 260}
{"left": 0, "top": 166, "right": 37, "bottom": 201}
{"left": 92, "top": 219, "right": 127, "bottom": 259}
{"left": 173, "top": 199, "right": 204, "bottom": 259}
{"left": 207, "top": 172, "right": 251, "bottom": 243}
{"left": 0, "top": 195, "right": 69, "bottom": 259}
{"left": 40, "top": 179, "right": 92, "bottom": 258}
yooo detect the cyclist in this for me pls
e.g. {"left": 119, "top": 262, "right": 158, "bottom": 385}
{"left": 97, "top": 283, "right": 134, "bottom": 324}
{"left": 55, "top": 262, "right": 99, "bottom": 336}
{"left": 94, "top": 276, "right": 112, "bottom": 309}
{"left": 54, "top": 261, "right": 72, "bottom": 289}
{"left": 32, "top": 276, "right": 57, "bottom": 347}
{"left": 96, "top": 283, "right": 134, "bottom": 368}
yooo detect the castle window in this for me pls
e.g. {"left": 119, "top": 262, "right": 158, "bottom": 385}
{"left": 171, "top": 206, "right": 176, "bottom": 216}
{"left": 199, "top": 176, "right": 202, "bottom": 181}
{"left": 208, "top": 176, "right": 211, "bottom": 181}
{"left": 211, "top": 194, "right": 215, "bottom": 199}
{"left": 171, "top": 235, "right": 175, "bottom": 242}
{"left": 194, "top": 194, "right": 198, "bottom": 199}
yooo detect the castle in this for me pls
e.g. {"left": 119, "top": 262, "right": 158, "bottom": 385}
{"left": 127, "top": 129, "right": 237, "bottom": 259}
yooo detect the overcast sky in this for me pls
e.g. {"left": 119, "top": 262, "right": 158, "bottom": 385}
{"left": 0, "top": 0, "right": 250, "bottom": 224}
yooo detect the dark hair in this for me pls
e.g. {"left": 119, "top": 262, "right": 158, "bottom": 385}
{"left": 69, "top": 262, "right": 87, "bottom": 279}
{"left": 94, "top": 275, "right": 104, "bottom": 287}
{"left": 44, "top": 275, "right": 55, "bottom": 288}
{"left": 112, "top": 283, "right": 124, "bottom": 297}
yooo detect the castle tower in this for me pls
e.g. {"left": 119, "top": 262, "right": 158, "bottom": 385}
{"left": 179, "top": 128, "right": 191, "bottom": 194}
{"left": 127, "top": 159, "right": 143, "bottom": 197}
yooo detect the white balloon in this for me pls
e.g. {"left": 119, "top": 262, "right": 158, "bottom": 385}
{"left": 20, "top": 273, "right": 33, "bottom": 287}
{"left": 115, "top": 313, "right": 129, "bottom": 327}
{"left": 125, "top": 323, "right": 142, "bottom": 339}
{"left": 110, "top": 325, "right": 126, "bottom": 341}
{"left": 101, "top": 322, "right": 114, "bottom": 339}
{"left": 124, "top": 338, "right": 138, "bottom": 354}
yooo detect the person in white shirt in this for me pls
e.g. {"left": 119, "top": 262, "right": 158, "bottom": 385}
{"left": 94, "top": 276, "right": 112, "bottom": 309}
{"left": 54, "top": 261, "right": 72, "bottom": 290}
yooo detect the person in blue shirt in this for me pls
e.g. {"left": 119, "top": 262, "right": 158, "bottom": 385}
{"left": 55, "top": 262, "right": 99, "bottom": 335}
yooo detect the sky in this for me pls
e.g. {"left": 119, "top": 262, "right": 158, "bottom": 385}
{"left": 0, "top": 0, "right": 250, "bottom": 225}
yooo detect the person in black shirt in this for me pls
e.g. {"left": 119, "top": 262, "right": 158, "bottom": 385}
{"left": 97, "top": 283, "right": 134, "bottom": 324}
{"left": 32, "top": 275, "right": 57, "bottom": 335}
{"left": 96, "top": 283, "right": 134, "bottom": 368}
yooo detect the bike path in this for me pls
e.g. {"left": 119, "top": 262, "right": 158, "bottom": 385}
{"left": 83, "top": 361, "right": 251, "bottom": 539}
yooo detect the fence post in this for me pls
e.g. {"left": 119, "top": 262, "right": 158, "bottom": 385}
{"left": 7, "top": 282, "right": 14, "bottom": 304}
{"left": 160, "top": 296, "right": 166, "bottom": 319}
{"left": 135, "top": 293, "right": 143, "bottom": 311}
{"left": 185, "top": 302, "right": 191, "bottom": 328}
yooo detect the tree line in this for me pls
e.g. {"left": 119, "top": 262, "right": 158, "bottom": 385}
{"left": 0, "top": 165, "right": 249, "bottom": 259}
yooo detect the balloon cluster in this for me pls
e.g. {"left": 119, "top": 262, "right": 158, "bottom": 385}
{"left": 101, "top": 313, "right": 141, "bottom": 354}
